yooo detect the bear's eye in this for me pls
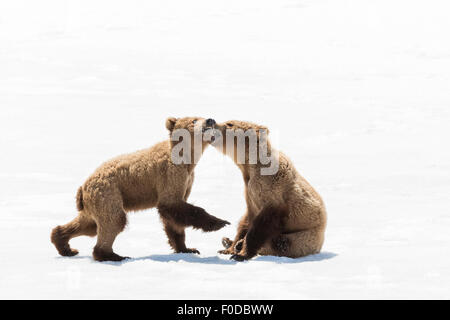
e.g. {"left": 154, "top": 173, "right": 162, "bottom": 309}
{"left": 192, "top": 120, "right": 197, "bottom": 124}
{"left": 226, "top": 123, "right": 233, "bottom": 128}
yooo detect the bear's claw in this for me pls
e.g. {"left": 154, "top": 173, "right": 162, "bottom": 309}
{"left": 222, "top": 237, "right": 233, "bottom": 249}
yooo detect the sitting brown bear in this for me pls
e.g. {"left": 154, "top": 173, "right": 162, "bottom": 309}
{"left": 51, "top": 117, "right": 229, "bottom": 262}
{"left": 211, "top": 120, "right": 327, "bottom": 261}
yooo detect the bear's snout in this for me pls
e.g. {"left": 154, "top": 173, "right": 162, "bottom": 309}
{"left": 205, "top": 118, "right": 216, "bottom": 127}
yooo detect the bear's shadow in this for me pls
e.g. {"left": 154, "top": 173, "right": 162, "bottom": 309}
{"left": 97, "top": 251, "right": 337, "bottom": 266}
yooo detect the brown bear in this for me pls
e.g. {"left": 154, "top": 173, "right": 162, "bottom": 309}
{"left": 51, "top": 117, "right": 229, "bottom": 262}
{"left": 210, "top": 120, "right": 327, "bottom": 261}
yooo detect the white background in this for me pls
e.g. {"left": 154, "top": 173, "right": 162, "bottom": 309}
{"left": 0, "top": 0, "right": 449, "bottom": 299}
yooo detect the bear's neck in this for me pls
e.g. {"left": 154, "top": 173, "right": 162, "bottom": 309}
{"left": 168, "top": 140, "right": 209, "bottom": 173}
{"left": 234, "top": 141, "right": 275, "bottom": 179}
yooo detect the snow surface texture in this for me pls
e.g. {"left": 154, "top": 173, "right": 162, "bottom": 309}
{"left": 1, "top": 0, "right": 449, "bottom": 299}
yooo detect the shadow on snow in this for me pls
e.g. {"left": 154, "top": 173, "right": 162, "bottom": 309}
{"left": 58, "top": 251, "right": 338, "bottom": 266}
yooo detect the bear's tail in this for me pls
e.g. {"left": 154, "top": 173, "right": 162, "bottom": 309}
{"left": 76, "top": 187, "right": 84, "bottom": 211}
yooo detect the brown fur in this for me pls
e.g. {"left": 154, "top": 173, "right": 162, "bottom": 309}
{"left": 212, "top": 120, "right": 327, "bottom": 261}
{"left": 76, "top": 187, "right": 83, "bottom": 211}
{"left": 51, "top": 117, "right": 229, "bottom": 262}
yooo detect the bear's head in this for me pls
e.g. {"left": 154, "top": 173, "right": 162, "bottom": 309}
{"left": 210, "top": 120, "right": 271, "bottom": 166}
{"left": 166, "top": 117, "right": 217, "bottom": 164}
{"left": 166, "top": 117, "right": 216, "bottom": 134}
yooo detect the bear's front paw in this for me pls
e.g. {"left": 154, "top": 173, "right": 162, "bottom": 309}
{"left": 219, "top": 239, "right": 244, "bottom": 255}
{"left": 218, "top": 248, "right": 235, "bottom": 255}
{"left": 230, "top": 254, "right": 249, "bottom": 262}
{"left": 179, "top": 248, "right": 200, "bottom": 254}
{"left": 203, "top": 218, "right": 230, "bottom": 232}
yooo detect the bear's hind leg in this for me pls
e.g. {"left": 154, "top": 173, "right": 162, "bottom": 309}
{"left": 260, "top": 227, "right": 325, "bottom": 258}
{"left": 92, "top": 210, "right": 129, "bottom": 262}
{"left": 51, "top": 213, "right": 97, "bottom": 257}
{"left": 163, "top": 220, "right": 200, "bottom": 254}
{"left": 230, "top": 206, "right": 284, "bottom": 261}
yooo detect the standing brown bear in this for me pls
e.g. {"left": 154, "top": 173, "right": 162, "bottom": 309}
{"left": 51, "top": 117, "right": 229, "bottom": 262}
{"left": 211, "top": 120, "right": 327, "bottom": 261}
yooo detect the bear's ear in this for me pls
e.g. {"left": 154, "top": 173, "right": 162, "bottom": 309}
{"left": 166, "top": 117, "right": 177, "bottom": 132}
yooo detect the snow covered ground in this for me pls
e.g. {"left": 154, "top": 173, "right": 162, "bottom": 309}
{"left": 1, "top": 0, "right": 450, "bottom": 299}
